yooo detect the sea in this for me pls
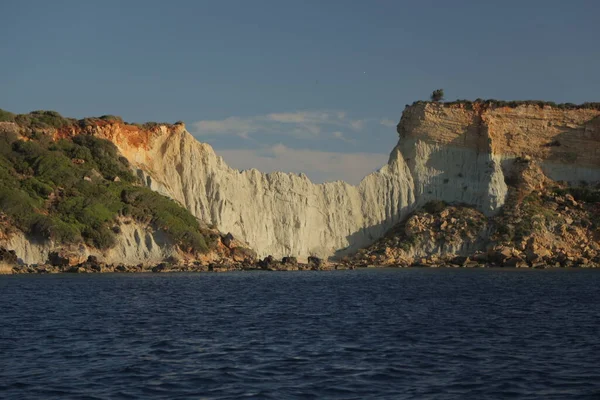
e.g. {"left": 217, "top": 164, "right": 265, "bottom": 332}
{"left": 1, "top": 268, "right": 600, "bottom": 399}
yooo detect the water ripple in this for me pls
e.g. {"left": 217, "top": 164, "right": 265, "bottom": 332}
{"left": 1, "top": 269, "right": 600, "bottom": 399}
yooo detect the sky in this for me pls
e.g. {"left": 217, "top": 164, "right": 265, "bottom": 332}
{"left": 1, "top": 0, "right": 599, "bottom": 184}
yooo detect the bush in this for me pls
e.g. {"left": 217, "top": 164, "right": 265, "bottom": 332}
{"left": 423, "top": 200, "right": 448, "bottom": 214}
{"left": 15, "top": 110, "right": 76, "bottom": 130}
{"left": 555, "top": 187, "right": 600, "bottom": 203}
{"left": 82, "top": 225, "right": 116, "bottom": 249}
{"left": 21, "top": 177, "right": 53, "bottom": 199}
{"left": 121, "top": 187, "right": 209, "bottom": 253}
{"left": 430, "top": 89, "right": 444, "bottom": 102}
{"left": 0, "top": 109, "right": 16, "bottom": 122}
{"left": 423, "top": 99, "right": 600, "bottom": 111}
{"left": 0, "top": 121, "right": 213, "bottom": 254}
{"left": 31, "top": 216, "right": 81, "bottom": 243}
{"left": 99, "top": 115, "right": 123, "bottom": 123}
{"left": 72, "top": 135, "right": 135, "bottom": 182}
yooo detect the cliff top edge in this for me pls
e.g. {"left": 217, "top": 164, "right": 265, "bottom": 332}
{"left": 2, "top": 98, "right": 599, "bottom": 133}
{"left": 406, "top": 99, "right": 600, "bottom": 112}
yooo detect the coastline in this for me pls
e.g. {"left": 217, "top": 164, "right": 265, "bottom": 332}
{"left": 5, "top": 260, "right": 599, "bottom": 274}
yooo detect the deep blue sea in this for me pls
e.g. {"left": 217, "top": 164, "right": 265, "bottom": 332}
{"left": 1, "top": 269, "right": 600, "bottom": 399}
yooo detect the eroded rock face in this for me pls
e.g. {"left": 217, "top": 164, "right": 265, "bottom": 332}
{"left": 86, "top": 123, "right": 416, "bottom": 259}
{"left": 397, "top": 102, "right": 600, "bottom": 213}
{"left": 0, "top": 220, "right": 180, "bottom": 266}
{"left": 0, "top": 247, "right": 18, "bottom": 265}
{"left": 353, "top": 156, "right": 600, "bottom": 268}
{"left": 78, "top": 103, "right": 600, "bottom": 259}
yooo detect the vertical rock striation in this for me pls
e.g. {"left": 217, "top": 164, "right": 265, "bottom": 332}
{"left": 85, "top": 102, "right": 600, "bottom": 259}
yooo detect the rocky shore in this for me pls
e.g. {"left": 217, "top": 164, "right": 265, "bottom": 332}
{"left": 2, "top": 251, "right": 360, "bottom": 274}
{"left": 2, "top": 101, "right": 600, "bottom": 272}
{"left": 3, "top": 248, "right": 598, "bottom": 274}
{"left": 350, "top": 158, "right": 600, "bottom": 270}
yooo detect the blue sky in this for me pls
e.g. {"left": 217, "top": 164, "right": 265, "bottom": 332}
{"left": 2, "top": 0, "right": 599, "bottom": 183}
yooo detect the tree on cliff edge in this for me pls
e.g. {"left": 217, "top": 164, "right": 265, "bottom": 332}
{"left": 430, "top": 89, "right": 444, "bottom": 102}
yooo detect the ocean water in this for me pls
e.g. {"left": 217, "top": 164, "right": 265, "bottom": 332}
{"left": 1, "top": 268, "right": 600, "bottom": 400}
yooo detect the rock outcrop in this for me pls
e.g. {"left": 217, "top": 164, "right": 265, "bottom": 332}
{"left": 0, "top": 218, "right": 257, "bottom": 273}
{"left": 0, "top": 219, "right": 192, "bottom": 266}
{"left": 76, "top": 102, "right": 600, "bottom": 259}
{"left": 353, "top": 156, "right": 600, "bottom": 268}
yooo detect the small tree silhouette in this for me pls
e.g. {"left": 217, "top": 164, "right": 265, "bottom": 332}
{"left": 430, "top": 89, "right": 444, "bottom": 102}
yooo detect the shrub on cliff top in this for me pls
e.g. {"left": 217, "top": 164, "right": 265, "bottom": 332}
{"left": 0, "top": 109, "right": 16, "bottom": 122}
{"left": 430, "top": 89, "right": 444, "bottom": 102}
{"left": 14, "top": 110, "right": 76, "bottom": 130}
{"left": 418, "top": 98, "right": 600, "bottom": 111}
{"left": 99, "top": 115, "right": 124, "bottom": 123}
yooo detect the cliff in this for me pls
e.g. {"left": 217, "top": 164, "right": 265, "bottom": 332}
{"left": 398, "top": 101, "right": 600, "bottom": 214}
{"left": 76, "top": 102, "right": 600, "bottom": 260}
{"left": 3, "top": 101, "right": 599, "bottom": 263}
{"left": 0, "top": 115, "right": 256, "bottom": 270}
{"left": 353, "top": 157, "right": 600, "bottom": 268}
{"left": 70, "top": 122, "right": 414, "bottom": 260}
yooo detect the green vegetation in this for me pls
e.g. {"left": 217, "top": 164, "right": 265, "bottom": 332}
{"left": 430, "top": 89, "right": 444, "bottom": 102}
{"left": 422, "top": 200, "right": 448, "bottom": 214}
{"left": 99, "top": 115, "right": 124, "bottom": 123}
{"left": 0, "top": 108, "right": 183, "bottom": 132}
{"left": 554, "top": 186, "right": 600, "bottom": 203}
{"left": 409, "top": 99, "right": 600, "bottom": 111}
{"left": 0, "top": 109, "right": 16, "bottom": 122}
{"left": 511, "top": 193, "right": 564, "bottom": 241}
{"left": 398, "top": 235, "right": 418, "bottom": 251}
{"left": 16, "top": 110, "right": 77, "bottom": 130}
{"left": 0, "top": 129, "right": 212, "bottom": 253}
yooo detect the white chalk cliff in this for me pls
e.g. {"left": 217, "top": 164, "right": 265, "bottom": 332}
{"left": 84, "top": 102, "right": 600, "bottom": 259}
{"left": 0, "top": 220, "right": 180, "bottom": 266}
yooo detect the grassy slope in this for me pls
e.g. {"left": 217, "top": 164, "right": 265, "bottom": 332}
{"left": 0, "top": 109, "right": 213, "bottom": 254}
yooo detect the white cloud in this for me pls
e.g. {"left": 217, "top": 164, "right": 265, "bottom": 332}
{"left": 193, "top": 117, "right": 259, "bottom": 139}
{"left": 350, "top": 120, "right": 366, "bottom": 130}
{"left": 192, "top": 110, "right": 368, "bottom": 139}
{"left": 380, "top": 118, "right": 397, "bottom": 128}
{"left": 217, "top": 144, "right": 388, "bottom": 185}
{"left": 331, "top": 131, "right": 356, "bottom": 145}
{"left": 265, "top": 111, "right": 331, "bottom": 124}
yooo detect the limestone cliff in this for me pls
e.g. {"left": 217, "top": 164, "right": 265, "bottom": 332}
{"left": 0, "top": 115, "right": 256, "bottom": 270}
{"left": 0, "top": 219, "right": 179, "bottom": 266}
{"left": 353, "top": 157, "right": 600, "bottom": 268}
{"left": 398, "top": 102, "right": 600, "bottom": 214}
{"left": 74, "top": 122, "right": 414, "bottom": 260}
{"left": 0, "top": 217, "right": 253, "bottom": 270}
{"left": 77, "top": 102, "right": 599, "bottom": 260}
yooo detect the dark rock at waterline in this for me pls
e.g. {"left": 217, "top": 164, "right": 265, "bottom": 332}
{"left": 308, "top": 256, "right": 322, "bottom": 265}
{"left": 450, "top": 256, "right": 470, "bottom": 267}
{"left": 87, "top": 255, "right": 99, "bottom": 264}
{"left": 152, "top": 263, "right": 169, "bottom": 273}
{"left": 0, "top": 247, "right": 18, "bottom": 265}
{"left": 308, "top": 256, "right": 323, "bottom": 269}
{"left": 258, "top": 255, "right": 277, "bottom": 269}
{"left": 47, "top": 252, "right": 69, "bottom": 267}
{"left": 503, "top": 256, "right": 528, "bottom": 268}
{"left": 282, "top": 256, "right": 298, "bottom": 266}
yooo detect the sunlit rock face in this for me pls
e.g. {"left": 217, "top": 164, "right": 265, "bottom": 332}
{"left": 0, "top": 221, "right": 179, "bottom": 266}
{"left": 86, "top": 102, "right": 600, "bottom": 259}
